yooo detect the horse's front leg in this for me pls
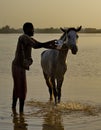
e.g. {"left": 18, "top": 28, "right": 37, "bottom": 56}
{"left": 57, "top": 77, "right": 64, "bottom": 103}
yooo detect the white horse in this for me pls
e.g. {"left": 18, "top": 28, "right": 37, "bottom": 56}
{"left": 41, "top": 26, "right": 81, "bottom": 104}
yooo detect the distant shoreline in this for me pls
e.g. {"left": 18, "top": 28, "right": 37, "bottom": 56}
{"left": 0, "top": 25, "right": 101, "bottom": 33}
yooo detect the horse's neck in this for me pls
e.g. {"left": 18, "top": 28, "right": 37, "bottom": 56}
{"left": 58, "top": 32, "right": 69, "bottom": 63}
{"left": 59, "top": 32, "right": 66, "bottom": 41}
{"left": 58, "top": 49, "right": 68, "bottom": 63}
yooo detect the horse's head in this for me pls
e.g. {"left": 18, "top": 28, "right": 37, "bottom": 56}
{"left": 60, "top": 26, "right": 82, "bottom": 54}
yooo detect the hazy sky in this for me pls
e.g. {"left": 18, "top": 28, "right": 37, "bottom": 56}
{"left": 0, "top": 0, "right": 101, "bottom": 28}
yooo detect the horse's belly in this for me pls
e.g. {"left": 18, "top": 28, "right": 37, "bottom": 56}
{"left": 56, "top": 65, "right": 67, "bottom": 78}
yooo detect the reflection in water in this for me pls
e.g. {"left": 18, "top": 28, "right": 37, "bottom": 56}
{"left": 26, "top": 100, "right": 101, "bottom": 130}
{"left": 12, "top": 111, "right": 28, "bottom": 130}
{"left": 42, "top": 110, "right": 64, "bottom": 130}
{"left": 26, "top": 101, "right": 64, "bottom": 130}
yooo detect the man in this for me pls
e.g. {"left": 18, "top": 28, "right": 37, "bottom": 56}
{"left": 12, "top": 22, "right": 61, "bottom": 113}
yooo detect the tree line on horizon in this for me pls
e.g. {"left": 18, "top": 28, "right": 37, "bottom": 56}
{"left": 1, "top": 25, "right": 101, "bottom": 33}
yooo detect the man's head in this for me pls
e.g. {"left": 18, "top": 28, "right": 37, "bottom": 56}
{"left": 23, "top": 22, "right": 34, "bottom": 36}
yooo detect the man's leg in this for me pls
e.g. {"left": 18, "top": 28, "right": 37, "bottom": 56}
{"left": 19, "top": 98, "right": 25, "bottom": 113}
{"left": 12, "top": 97, "right": 17, "bottom": 109}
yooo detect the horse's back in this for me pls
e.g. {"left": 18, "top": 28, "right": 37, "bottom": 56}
{"left": 41, "top": 49, "right": 59, "bottom": 62}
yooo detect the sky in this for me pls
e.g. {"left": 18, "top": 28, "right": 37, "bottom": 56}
{"left": 0, "top": 0, "right": 101, "bottom": 29}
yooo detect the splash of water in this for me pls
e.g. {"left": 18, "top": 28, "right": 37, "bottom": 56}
{"left": 26, "top": 100, "right": 100, "bottom": 117}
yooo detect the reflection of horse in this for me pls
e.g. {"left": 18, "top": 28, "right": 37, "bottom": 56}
{"left": 41, "top": 26, "right": 81, "bottom": 104}
{"left": 12, "top": 112, "right": 28, "bottom": 130}
{"left": 42, "top": 109, "right": 64, "bottom": 130}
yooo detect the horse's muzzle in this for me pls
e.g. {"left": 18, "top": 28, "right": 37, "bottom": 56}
{"left": 71, "top": 45, "right": 78, "bottom": 55}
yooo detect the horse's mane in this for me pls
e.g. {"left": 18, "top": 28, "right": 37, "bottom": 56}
{"left": 60, "top": 32, "right": 66, "bottom": 41}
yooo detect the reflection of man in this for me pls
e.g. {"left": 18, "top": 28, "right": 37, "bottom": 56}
{"left": 13, "top": 114, "right": 28, "bottom": 130}
{"left": 42, "top": 111, "right": 64, "bottom": 130}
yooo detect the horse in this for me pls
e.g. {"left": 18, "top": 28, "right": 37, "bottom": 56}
{"left": 41, "top": 26, "right": 82, "bottom": 104}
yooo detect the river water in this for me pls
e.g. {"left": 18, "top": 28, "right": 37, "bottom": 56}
{"left": 0, "top": 33, "right": 101, "bottom": 130}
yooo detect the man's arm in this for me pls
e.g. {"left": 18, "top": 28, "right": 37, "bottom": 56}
{"left": 30, "top": 38, "right": 58, "bottom": 49}
{"left": 20, "top": 34, "right": 62, "bottom": 49}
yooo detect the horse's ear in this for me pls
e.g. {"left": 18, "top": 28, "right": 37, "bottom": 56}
{"left": 76, "top": 26, "right": 82, "bottom": 32}
{"left": 60, "top": 27, "right": 66, "bottom": 32}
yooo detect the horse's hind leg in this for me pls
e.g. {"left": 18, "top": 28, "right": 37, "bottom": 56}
{"left": 43, "top": 72, "right": 53, "bottom": 101}
{"left": 50, "top": 77, "right": 57, "bottom": 104}
{"left": 57, "top": 77, "right": 64, "bottom": 103}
